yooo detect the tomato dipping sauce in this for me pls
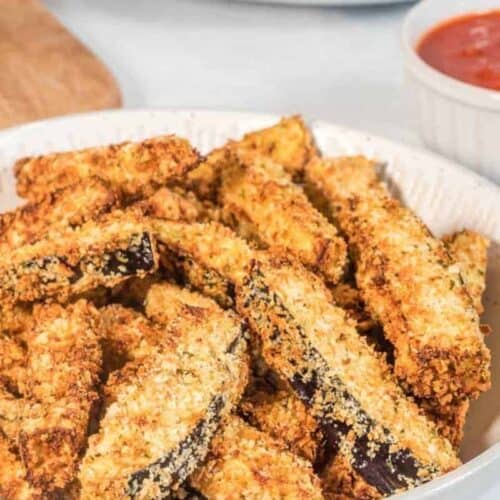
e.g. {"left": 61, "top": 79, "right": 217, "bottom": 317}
{"left": 418, "top": 11, "right": 500, "bottom": 91}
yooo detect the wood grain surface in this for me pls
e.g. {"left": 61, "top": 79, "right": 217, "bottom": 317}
{"left": 0, "top": 0, "right": 121, "bottom": 129}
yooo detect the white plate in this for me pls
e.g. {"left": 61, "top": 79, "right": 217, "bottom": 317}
{"left": 237, "top": 0, "right": 414, "bottom": 5}
{"left": 0, "top": 109, "right": 498, "bottom": 498}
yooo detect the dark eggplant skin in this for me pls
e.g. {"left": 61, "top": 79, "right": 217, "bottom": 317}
{"left": 127, "top": 395, "right": 225, "bottom": 499}
{"left": 1, "top": 232, "right": 157, "bottom": 305}
{"left": 237, "top": 265, "right": 440, "bottom": 497}
{"left": 123, "top": 332, "right": 248, "bottom": 499}
{"left": 100, "top": 233, "right": 156, "bottom": 277}
{"left": 158, "top": 244, "right": 235, "bottom": 309}
{"left": 169, "top": 484, "right": 207, "bottom": 500}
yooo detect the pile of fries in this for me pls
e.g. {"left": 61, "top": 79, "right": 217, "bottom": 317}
{"left": 0, "top": 117, "right": 492, "bottom": 499}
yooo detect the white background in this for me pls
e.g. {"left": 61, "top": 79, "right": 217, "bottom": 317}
{"left": 45, "top": 0, "right": 420, "bottom": 146}
{"left": 43, "top": 1, "right": 498, "bottom": 498}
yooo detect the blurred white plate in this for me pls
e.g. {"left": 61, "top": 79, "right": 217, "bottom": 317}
{"left": 0, "top": 109, "right": 498, "bottom": 498}
{"left": 238, "top": 0, "right": 414, "bottom": 5}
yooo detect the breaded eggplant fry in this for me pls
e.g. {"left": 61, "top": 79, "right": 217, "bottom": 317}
{"left": 219, "top": 151, "right": 347, "bottom": 284}
{"left": 0, "top": 434, "right": 41, "bottom": 500}
{"left": 110, "top": 274, "right": 161, "bottom": 309}
{"left": 144, "top": 281, "right": 225, "bottom": 330}
{"left": 151, "top": 215, "right": 460, "bottom": 495}
{"left": 240, "top": 386, "right": 321, "bottom": 464}
{"left": 329, "top": 283, "right": 376, "bottom": 333}
{"left": 0, "top": 385, "right": 21, "bottom": 445}
{"left": 187, "top": 116, "right": 317, "bottom": 200}
{"left": 444, "top": 229, "right": 490, "bottom": 315}
{"left": 0, "top": 178, "right": 119, "bottom": 250}
{"left": 134, "top": 187, "right": 203, "bottom": 223}
{"left": 19, "top": 301, "right": 102, "bottom": 492}
{"left": 152, "top": 220, "right": 253, "bottom": 307}
{"left": 237, "top": 257, "right": 459, "bottom": 497}
{"left": 189, "top": 416, "right": 323, "bottom": 500}
{"left": 79, "top": 297, "right": 248, "bottom": 499}
{"left": 305, "top": 156, "right": 491, "bottom": 411}
{"left": 0, "top": 211, "right": 158, "bottom": 307}
{"left": 99, "top": 304, "right": 169, "bottom": 374}
{"left": 420, "top": 399, "right": 470, "bottom": 450}
{"left": 15, "top": 135, "right": 200, "bottom": 202}
{"left": 143, "top": 282, "right": 250, "bottom": 377}
{"left": 321, "top": 453, "right": 380, "bottom": 500}
{"left": 0, "top": 333, "right": 26, "bottom": 395}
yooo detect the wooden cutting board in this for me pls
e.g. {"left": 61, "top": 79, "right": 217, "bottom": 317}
{"left": 0, "top": 0, "right": 121, "bottom": 129}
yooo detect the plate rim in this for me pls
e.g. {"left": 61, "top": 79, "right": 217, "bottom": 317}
{"left": 0, "top": 107, "right": 497, "bottom": 199}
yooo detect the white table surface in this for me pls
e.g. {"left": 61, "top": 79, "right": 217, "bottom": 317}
{"left": 44, "top": 1, "right": 499, "bottom": 498}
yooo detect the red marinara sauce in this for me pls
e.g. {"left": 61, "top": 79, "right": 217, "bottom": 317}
{"left": 417, "top": 11, "right": 500, "bottom": 91}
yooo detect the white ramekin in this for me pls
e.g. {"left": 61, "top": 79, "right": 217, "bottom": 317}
{"left": 402, "top": 0, "right": 500, "bottom": 183}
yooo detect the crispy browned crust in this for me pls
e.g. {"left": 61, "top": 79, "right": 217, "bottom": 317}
{"left": 240, "top": 386, "right": 321, "bottom": 464}
{"left": 187, "top": 116, "right": 317, "bottom": 200}
{"left": 144, "top": 281, "right": 223, "bottom": 330}
{"left": 0, "top": 434, "right": 42, "bottom": 500}
{"left": 15, "top": 135, "right": 200, "bottom": 202}
{"left": 329, "top": 280, "right": 469, "bottom": 449}
{"left": 152, "top": 219, "right": 254, "bottom": 306}
{"left": 0, "top": 178, "right": 120, "bottom": 251}
{"left": 0, "top": 334, "right": 26, "bottom": 395}
{"left": 219, "top": 150, "right": 347, "bottom": 284}
{"left": 190, "top": 415, "right": 323, "bottom": 500}
{"left": 321, "top": 452, "right": 381, "bottom": 500}
{"left": 423, "top": 399, "right": 470, "bottom": 450}
{"left": 79, "top": 296, "right": 248, "bottom": 499}
{"left": 329, "top": 282, "right": 377, "bottom": 333}
{"left": 0, "top": 210, "right": 158, "bottom": 308}
{"left": 109, "top": 274, "right": 160, "bottom": 310}
{"left": 133, "top": 187, "right": 203, "bottom": 223}
{"left": 1, "top": 304, "right": 34, "bottom": 341}
{"left": 0, "top": 385, "right": 21, "bottom": 445}
{"left": 19, "top": 300, "right": 102, "bottom": 492}
{"left": 236, "top": 256, "right": 460, "bottom": 496}
{"left": 305, "top": 156, "right": 491, "bottom": 412}
{"left": 444, "top": 229, "right": 490, "bottom": 315}
{"left": 99, "top": 304, "right": 172, "bottom": 374}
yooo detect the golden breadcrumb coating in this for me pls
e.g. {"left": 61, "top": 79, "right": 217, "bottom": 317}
{"left": 0, "top": 333, "right": 26, "bottom": 395}
{"left": 0, "top": 210, "right": 158, "bottom": 308}
{"left": 19, "top": 301, "right": 102, "bottom": 492}
{"left": 15, "top": 135, "right": 200, "bottom": 202}
{"left": 219, "top": 150, "right": 347, "bottom": 284}
{"left": 0, "top": 385, "right": 21, "bottom": 445}
{"left": 143, "top": 282, "right": 250, "bottom": 378}
{"left": 240, "top": 386, "right": 321, "bottom": 464}
{"left": 99, "top": 304, "right": 170, "bottom": 374}
{"left": 321, "top": 452, "right": 381, "bottom": 500}
{"left": 190, "top": 416, "right": 323, "bottom": 500}
{"left": 305, "top": 156, "right": 491, "bottom": 412}
{"left": 134, "top": 187, "right": 203, "bottom": 223}
{"left": 237, "top": 257, "right": 460, "bottom": 496}
{"left": 0, "top": 178, "right": 119, "bottom": 251}
{"left": 329, "top": 283, "right": 376, "bottom": 333}
{"left": 0, "top": 303, "right": 33, "bottom": 340}
{"left": 153, "top": 219, "right": 253, "bottom": 306}
{"left": 102, "top": 283, "right": 249, "bottom": 409}
{"left": 110, "top": 274, "right": 161, "bottom": 309}
{"left": 444, "top": 229, "right": 490, "bottom": 315}
{"left": 79, "top": 322, "right": 248, "bottom": 499}
{"left": 329, "top": 280, "right": 468, "bottom": 450}
{"left": 187, "top": 116, "right": 317, "bottom": 200}
{"left": 0, "top": 435, "right": 41, "bottom": 500}
{"left": 420, "top": 399, "right": 470, "bottom": 450}
{"left": 144, "top": 281, "right": 223, "bottom": 330}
